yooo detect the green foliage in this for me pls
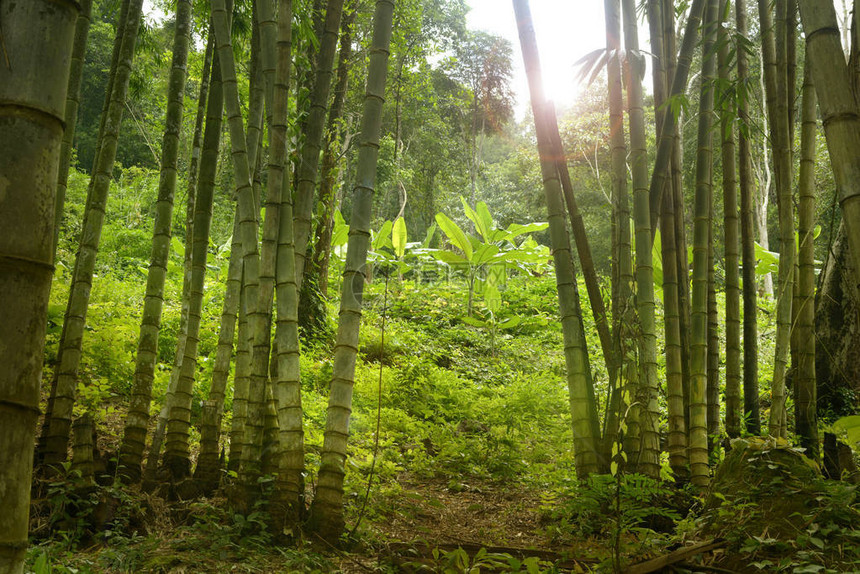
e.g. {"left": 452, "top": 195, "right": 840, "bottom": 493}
{"left": 429, "top": 198, "right": 549, "bottom": 315}
{"left": 540, "top": 474, "right": 680, "bottom": 541}
{"left": 833, "top": 416, "right": 860, "bottom": 447}
{"left": 409, "top": 546, "right": 554, "bottom": 573}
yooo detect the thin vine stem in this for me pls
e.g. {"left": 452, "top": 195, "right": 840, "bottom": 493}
{"left": 349, "top": 269, "right": 389, "bottom": 538}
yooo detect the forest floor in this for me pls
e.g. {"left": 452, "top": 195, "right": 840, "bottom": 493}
{"left": 29, "top": 275, "right": 860, "bottom": 573}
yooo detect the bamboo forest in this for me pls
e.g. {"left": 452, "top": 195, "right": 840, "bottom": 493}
{"left": 7, "top": 0, "right": 860, "bottom": 571}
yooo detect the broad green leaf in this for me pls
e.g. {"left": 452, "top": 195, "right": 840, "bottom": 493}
{"left": 755, "top": 241, "right": 779, "bottom": 276}
{"left": 460, "top": 196, "right": 482, "bottom": 236}
{"left": 373, "top": 220, "right": 393, "bottom": 250}
{"left": 502, "top": 249, "right": 549, "bottom": 264}
{"left": 332, "top": 217, "right": 349, "bottom": 248}
{"left": 435, "top": 212, "right": 473, "bottom": 261}
{"left": 506, "top": 221, "right": 549, "bottom": 240}
{"left": 171, "top": 236, "right": 185, "bottom": 258}
{"left": 332, "top": 226, "right": 349, "bottom": 248}
{"left": 497, "top": 316, "right": 521, "bottom": 330}
{"left": 520, "top": 236, "right": 538, "bottom": 250}
{"left": 473, "top": 243, "right": 500, "bottom": 265}
{"left": 429, "top": 249, "right": 469, "bottom": 266}
{"left": 834, "top": 415, "right": 860, "bottom": 445}
{"left": 461, "top": 316, "right": 487, "bottom": 328}
{"left": 475, "top": 201, "right": 495, "bottom": 242}
{"left": 393, "top": 217, "right": 407, "bottom": 258}
{"left": 422, "top": 222, "right": 437, "bottom": 248}
{"left": 485, "top": 284, "right": 501, "bottom": 313}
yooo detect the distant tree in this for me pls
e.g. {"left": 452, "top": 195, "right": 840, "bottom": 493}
{"left": 454, "top": 30, "right": 515, "bottom": 204}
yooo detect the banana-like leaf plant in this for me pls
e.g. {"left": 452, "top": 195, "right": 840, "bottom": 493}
{"left": 431, "top": 198, "right": 549, "bottom": 315}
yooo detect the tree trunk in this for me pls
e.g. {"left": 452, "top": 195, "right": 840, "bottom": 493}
{"left": 605, "top": 0, "right": 639, "bottom": 469}
{"left": 707, "top": 218, "right": 720, "bottom": 455}
{"left": 796, "top": 51, "right": 818, "bottom": 461}
{"left": 43, "top": 0, "right": 117, "bottom": 461}
{"left": 293, "top": 0, "right": 347, "bottom": 291}
{"left": 759, "top": 0, "right": 795, "bottom": 438}
{"left": 118, "top": 0, "right": 193, "bottom": 484}
{"left": 145, "top": 29, "right": 214, "bottom": 486}
{"left": 71, "top": 414, "right": 95, "bottom": 485}
{"left": 0, "top": 1, "right": 77, "bottom": 570}
{"left": 228, "top": 277, "right": 252, "bottom": 472}
{"left": 196, "top": 141, "right": 263, "bottom": 492}
{"left": 258, "top": 0, "right": 308, "bottom": 527}
{"left": 515, "top": 0, "right": 601, "bottom": 479}
{"left": 162, "top": 45, "right": 224, "bottom": 480}
{"left": 309, "top": 1, "right": 356, "bottom": 300}
{"left": 307, "top": 0, "right": 395, "bottom": 541}
{"left": 622, "top": 0, "right": 660, "bottom": 478}
{"left": 648, "top": 0, "right": 707, "bottom": 237}
{"left": 719, "top": 0, "right": 742, "bottom": 439}
{"left": 53, "top": 0, "right": 94, "bottom": 260}
{"left": 650, "top": 2, "right": 685, "bottom": 478}
{"left": 815, "top": 224, "right": 860, "bottom": 418}
{"left": 798, "top": 1, "right": 860, "bottom": 331}
{"left": 548, "top": 108, "right": 615, "bottom": 418}
{"left": 42, "top": 0, "right": 145, "bottom": 467}
{"left": 211, "top": 0, "right": 274, "bottom": 496}
{"left": 690, "top": 0, "right": 719, "bottom": 489}
{"left": 663, "top": 0, "right": 694, "bottom": 445}
{"left": 195, "top": 217, "right": 241, "bottom": 490}
{"left": 736, "top": 0, "right": 761, "bottom": 435}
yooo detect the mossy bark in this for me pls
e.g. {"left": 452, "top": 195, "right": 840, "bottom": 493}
{"left": 759, "top": 0, "right": 795, "bottom": 438}
{"left": 119, "top": 0, "right": 193, "bottom": 484}
{"left": 690, "top": 0, "right": 719, "bottom": 489}
{"left": 162, "top": 46, "right": 224, "bottom": 479}
{"left": 736, "top": 0, "right": 761, "bottom": 435}
{"left": 53, "top": 0, "right": 94, "bottom": 260}
{"left": 293, "top": 0, "right": 346, "bottom": 290}
{"left": 623, "top": 0, "right": 660, "bottom": 478}
{"left": 719, "top": 3, "right": 742, "bottom": 439}
{"left": 514, "top": 0, "right": 600, "bottom": 478}
{"left": 798, "top": 0, "right": 860, "bottom": 364}
{"left": 795, "top": 52, "right": 818, "bottom": 462}
{"left": 605, "top": 0, "right": 638, "bottom": 468}
{"left": 308, "top": 0, "right": 395, "bottom": 541}
{"left": 43, "top": 0, "right": 145, "bottom": 467}
{"left": 0, "top": 1, "right": 77, "bottom": 570}
{"left": 309, "top": 3, "right": 356, "bottom": 300}
{"left": 647, "top": 0, "right": 706, "bottom": 237}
